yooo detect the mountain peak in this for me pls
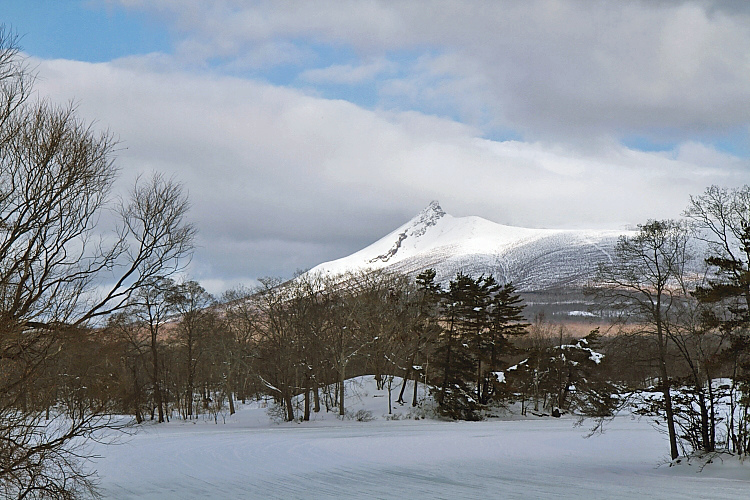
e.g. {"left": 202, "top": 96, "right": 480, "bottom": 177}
{"left": 409, "top": 201, "right": 446, "bottom": 237}
{"left": 418, "top": 200, "right": 445, "bottom": 219}
{"left": 309, "top": 202, "right": 634, "bottom": 293}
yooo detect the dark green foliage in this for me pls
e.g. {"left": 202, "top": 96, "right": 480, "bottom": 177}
{"left": 554, "top": 331, "right": 618, "bottom": 417}
{"left": 482, "top": 283, "right": 529, "bottom": 403}
{"left": 429, "top": 271, "right": 529, "bottom": 420}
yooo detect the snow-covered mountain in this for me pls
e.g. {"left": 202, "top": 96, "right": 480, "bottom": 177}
{"left": 309, "top": 201, "right": 632, "bottom": 292}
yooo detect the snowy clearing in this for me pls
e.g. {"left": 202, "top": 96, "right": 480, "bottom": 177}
{"left": 92, "top": 377, "right": 749, "bottom": 499}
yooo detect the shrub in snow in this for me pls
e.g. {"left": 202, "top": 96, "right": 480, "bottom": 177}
{"left": 631, "top": 380, "right": 735, "bottom": 456}
{"left": 348, "top": 409, "right": 374, "bottom": 422}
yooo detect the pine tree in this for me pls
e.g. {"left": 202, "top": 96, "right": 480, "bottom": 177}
{"left": 432, "top": 273, "right": 529, "bottom": 418}
{"left": 433, "top": 273, "right": 482, "bottom": 419}
{"left": 481, "top": 283, "right": 529, "bottom": 403}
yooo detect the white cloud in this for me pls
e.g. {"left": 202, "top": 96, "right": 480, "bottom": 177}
{"left": 113, "top": 0, "right": 750, "bottom": 140}
{"left": 300, "top": 59, "right": 395, "bottom": 85}
{"left": 30, "top": 56, "right": 750, "bottom": 285}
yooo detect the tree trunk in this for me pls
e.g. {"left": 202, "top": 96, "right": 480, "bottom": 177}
{"left": 698, "top": 390, "right": 711, "bottom": 451}
{"left": 397, "top": 365, "right": 410, "bottom": 405}
{"left": 186, "top": 384, "right": 193, "bottom": 419}
{"left": 187, "top": 338, "right": 194, "bottom": 418}
{"left": 163, "top": 379, "right": 170, "bottom": 422}
{"left": 284, "top": 391, "right": 294, "bottom": 422}
{"left": 440, "top": 330, "right": 453, "bottom": 406}
{"left": 228, "top": 390, "right": 235, "bottom": 415}
{"left": 412, "top": 367, "right": 419, "bottom": 407}
{"left": 477, "top": 360, "right": 483, "bottom": 404}
{"left": 132, "top": 364, "right": 143, "bottom": 423}
{"left": 387, "top": 377, "right": 393, "bottom": 414}
{"left": 154, "top": 361, "right": 164, "bottom": 423}
{"left": 559, "top": 369, "right": 573, "bottom": 410}
{"left": 656, "top": 314, "right": 678, "bottom": 460}
{"left": 313, "top": 379, "right": 321, "bottom": 413}
{"left": 339, "top": 360, "right": 346, "bottom": 417}
{"left": 304, "top": 387, "right": 311, "bottom": 421}
{"left": 706, "top": 374, "right": 716, "bottom": 450}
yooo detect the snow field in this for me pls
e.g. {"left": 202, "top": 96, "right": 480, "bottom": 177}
{"left": 92, "top": 376, "right": 749, "bottom": 499}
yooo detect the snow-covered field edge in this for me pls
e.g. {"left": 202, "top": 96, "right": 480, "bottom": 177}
{"left": 84, "top": 375, "right": 750, "bottom": 499}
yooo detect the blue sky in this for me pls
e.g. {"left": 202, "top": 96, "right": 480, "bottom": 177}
{"left": 4, "top": 1, "right": 170, "bottom": 61}
{"left": 3, "top": 0, "right": 750, "bottom": 290}
{"left": 6, "top": 3, "right": 465, "bottom": 131}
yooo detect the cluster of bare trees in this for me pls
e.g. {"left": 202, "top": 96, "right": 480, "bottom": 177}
{"left": 34, "top": 270, "right": 433, "bottom": 427}
{"left": 591, "top": 186, "right": 750, "bottom": 460}
{"left": 104, "top": 279, "right": 223, "bottom": 424}
{"left": 25, "top": 270, "right": 427, "bottom": 429}
{"left": 244, "top": 271, "right": 425, "bottom": 421}
{"left": 0, "top": 28, "right": 195, "bottom": 498}
{"left": 50, "top": 268, "right": 532, "bottom": 427}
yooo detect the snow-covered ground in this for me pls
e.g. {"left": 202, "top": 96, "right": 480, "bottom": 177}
{"left": 92, "top": 377, "right": 749, "bottom": 499}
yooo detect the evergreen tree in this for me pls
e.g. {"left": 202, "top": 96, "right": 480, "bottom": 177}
{"left": 432, "top": 272, "right": 529, "bottom": 418}
{"left": 434, "top": 273, "right": 483, "bottom": 419}
{"left": 687, "top": 185, "right": 750, "bottom": 455}
{"left": 481, "top": 283, "right": 529, "bottom": 403}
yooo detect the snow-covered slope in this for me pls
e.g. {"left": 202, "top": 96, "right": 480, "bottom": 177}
{"left": 309, "top": 201, "right": 631, "bottom": 291}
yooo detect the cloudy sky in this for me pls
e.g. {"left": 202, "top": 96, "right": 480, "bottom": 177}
{"left": 4, "top": 0, "right": 750, "bottom": 293}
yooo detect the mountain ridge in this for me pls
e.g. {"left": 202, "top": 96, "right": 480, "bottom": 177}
{"left": 309, "top": 202, "right": 632, "bottom": 292}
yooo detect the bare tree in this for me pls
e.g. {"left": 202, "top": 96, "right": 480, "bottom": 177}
{"left": 106, "top": 311, "right": 151, "bottom": 424}
{"left": 686, "top": 185, "right": 750, "bottom": 455}
{"left": 171, "top": 280, "right": 215, "bottom": 419}
{"left": 129, "top": 278, "right": 179, "bottom": 423}
{"left": 221, "top": 286, "right": 262, "bottom": 406}
{"left": 0, "top": 26, "right": 194, "bottom": 498}
{"left": 320, "top": 271, "right": 397, "bottom": 417}
{"left": 253, "top": 277, "right": 302, "bottom": 421}
{"left": 594, "top": 220, "right": 690, "bottom": 460}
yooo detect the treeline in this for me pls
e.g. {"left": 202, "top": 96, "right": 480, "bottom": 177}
{"left": 32, "top": 270, "right": 527, "bottom": 423}
{"left": 27, "top": 266, "right": 627, "bottom": 426}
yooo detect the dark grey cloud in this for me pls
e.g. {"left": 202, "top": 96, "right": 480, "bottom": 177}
{"left": 117, "top": 0, "right": 750, "bottom": 143}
